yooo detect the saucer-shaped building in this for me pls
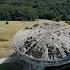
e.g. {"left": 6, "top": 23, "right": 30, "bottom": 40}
{"left": 12, "top": 23, "right": 70, "bottom": 67}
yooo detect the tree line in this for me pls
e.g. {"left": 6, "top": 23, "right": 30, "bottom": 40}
{"left": 0, "top": 0, "right": 70, "bottom": 21}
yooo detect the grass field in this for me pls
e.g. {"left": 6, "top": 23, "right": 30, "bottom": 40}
{"left": 0, "top": 21, "right": 35, "bottom": 41}
{"left": 0, "top": 20, "right": 69, "bottom": 58}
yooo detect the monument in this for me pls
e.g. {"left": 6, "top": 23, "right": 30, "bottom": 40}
{"left": 12, "top": 22, "right": 70, "bottom": 70}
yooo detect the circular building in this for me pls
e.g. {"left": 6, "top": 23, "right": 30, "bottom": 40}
{"left": 12, "top": 23, "right": 70, "bottom": 69}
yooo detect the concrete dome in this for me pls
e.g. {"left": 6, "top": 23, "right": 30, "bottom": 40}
{"left": 12, "top": 23, "right": 70, "bottom": 66}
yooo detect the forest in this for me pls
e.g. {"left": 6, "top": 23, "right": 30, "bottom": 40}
{"left": 0, "top": 0, "right": 70, "bottom": 21}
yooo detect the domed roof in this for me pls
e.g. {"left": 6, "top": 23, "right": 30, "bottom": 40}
{"left": 12, "top": 23, "right": 70, "bottom": 66}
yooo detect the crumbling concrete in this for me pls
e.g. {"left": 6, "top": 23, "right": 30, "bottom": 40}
{"left": 12, "top": 22, "right": 70, "bottom": 66}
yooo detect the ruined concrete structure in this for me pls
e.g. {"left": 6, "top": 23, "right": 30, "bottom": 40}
{"left": 12, "top": 22, "right": 70, "bottom": 70}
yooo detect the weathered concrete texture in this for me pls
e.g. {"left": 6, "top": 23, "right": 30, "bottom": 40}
{"left": 12, "top": 22, "right": 70, "bottom": 66}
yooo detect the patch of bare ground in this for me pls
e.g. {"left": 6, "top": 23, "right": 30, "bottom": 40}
{"left": 0, "top": 41, "right": 14, "bottom": 58}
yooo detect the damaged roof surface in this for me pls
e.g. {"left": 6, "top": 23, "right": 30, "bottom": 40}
{"left": 12, "top": 22, "right": 70, "bottom": 66}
